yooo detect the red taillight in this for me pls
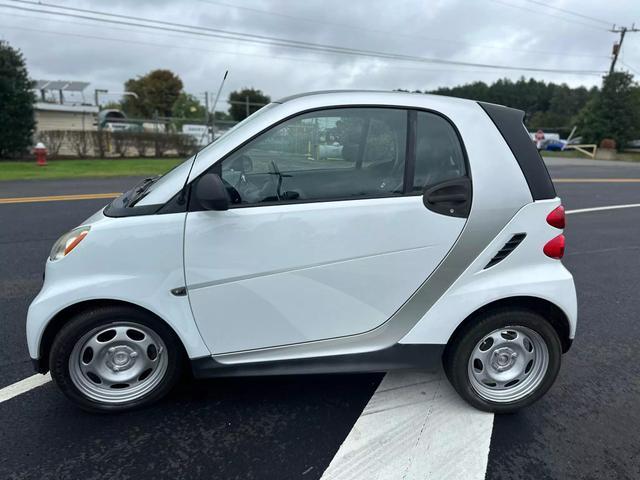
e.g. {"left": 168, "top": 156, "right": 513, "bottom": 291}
{"left": 544, "top": 234, "right": 565, "bottom": 259}
{"left": 546, "top": 205, "right": 565, "bottom": 229}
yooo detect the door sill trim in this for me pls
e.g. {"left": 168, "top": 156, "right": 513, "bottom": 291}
{"left": 191, "top": 344, "right": 445, "bottom": 378}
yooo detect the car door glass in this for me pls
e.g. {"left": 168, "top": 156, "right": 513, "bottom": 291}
{"left": 414, "top": 112, "right": 466, "bottom": 192}
{"left": 220, "top": 108, "right": 407, "bottom": 205}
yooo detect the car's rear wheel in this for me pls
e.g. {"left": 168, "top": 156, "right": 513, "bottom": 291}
{"left": 444, "top": 308, "right": 562, "bottom": 413}
{"left": 49, "top": 306, "right": 183, "bottom": 413}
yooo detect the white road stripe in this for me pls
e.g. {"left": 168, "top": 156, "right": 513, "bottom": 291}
{"left": 321, "top": 371, "right": 493, "bottom": 480}
{"left": 0, "top": 373, "right": 51, "bottom": 404}
{"left": 566, "top": 203, "right": 640, "bottom": 215}
{"left": 322, "top": 203, "right": 640, "bottom": 480}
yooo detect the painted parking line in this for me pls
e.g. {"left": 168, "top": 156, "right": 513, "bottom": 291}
{"left": 0, "top": 192, "right": 121, "bottom": 204}
{"left": 321, "top": 371, "right": 493, "bottom": 480}
{"left": 0, "top": 373, "right": 51, "bottom": 404}
{"left": 565, "top": 203, "right": 640, "bottom": 215}
{"left": 0, "top": 177, "right": 637, "bottom": 205}
{"left": 553, "top": 178, "right": 640, "bottom": 183}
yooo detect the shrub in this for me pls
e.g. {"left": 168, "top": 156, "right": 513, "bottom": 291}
{"left": 112, "top": 131, "right": 136, "bottom": 157}
{"left": 33, "top": 129, "right": 200, "bottom": 158}
{"left": 153, "top": 132, "right": 174, "bottom": 157}
{"left": 37, "top": 130, "right": 66, "bottom": 158}
{"left": 90, "top": 130, "right": 112, "bottom": 158}
{"left": 173, "top": 133, "right": 199, "bottom": 157}
{"left": 130, "top": 132, "right": 154, "bottom": 157}
{"left": 66, "top": 131, "right": 93, "bottom": 158}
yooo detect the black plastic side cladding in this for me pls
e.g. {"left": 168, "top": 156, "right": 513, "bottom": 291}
{"left": 191, "top": 344, "right": 445, "bottom": 378}
{"left": 478, "top": 102, "right": 556, "bottom": 200}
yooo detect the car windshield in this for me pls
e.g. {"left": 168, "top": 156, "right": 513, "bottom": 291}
{"left": 132, "top": 103, "right": 278, "bottom": 205}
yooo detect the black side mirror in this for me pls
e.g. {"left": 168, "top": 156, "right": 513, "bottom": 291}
{"left": 195, "top": 173, "right": 230, "bottom": 211}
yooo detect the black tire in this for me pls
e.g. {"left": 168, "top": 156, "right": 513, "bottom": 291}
{"left": 49, "top": 305, "right": 184, "bottom": 413}
{"left": 443, "top": 308, "right": 562, "bottom": 414}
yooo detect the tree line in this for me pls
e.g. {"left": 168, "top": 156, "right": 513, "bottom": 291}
{"left": 420, "top": 74, "right": 640, "bottom": 148}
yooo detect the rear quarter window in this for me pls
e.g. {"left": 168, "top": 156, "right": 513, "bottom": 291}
{"left": 413, "top": 111, "right": 467, "bottom": 192}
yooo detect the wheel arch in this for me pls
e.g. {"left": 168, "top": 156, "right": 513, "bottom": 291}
{"left": 37, "top": 299, "right": 188, "bottom": 374}
{"left": 445, "top": 296, "right": 572, "bottom": 355}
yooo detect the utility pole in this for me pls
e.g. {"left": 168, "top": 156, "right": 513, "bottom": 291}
{"left": 609, "top": 24, "right": 639, "bottom": 75}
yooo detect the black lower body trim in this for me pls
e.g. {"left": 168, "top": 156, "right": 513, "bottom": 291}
{"left": 563, "top": 337, "right": 573, "bottom": 353}
{"left": 32, "top": 357, "right": 47, "bottom": 374}
{"left": 190, "top": 344, "right": 445, "bottom": 378}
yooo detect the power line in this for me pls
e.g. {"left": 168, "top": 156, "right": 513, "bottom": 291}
{"left": 619, "top": 61, "right": 639, "bottom": 76}
{"left": 5, "top": 7, "right": 610, "bottom": 62}
{"left": 486, "top": 0, "right": 610, "bottom": 32}
{"left": 0, "top": 21, "right": 604, "bottom": 79}
{"left": 198, "top": 0, "right": 608, "bottom": 59}
{"left": 519, "top": 0, "right": 614, "bottom": 26}
{"left": 0, "top": 21, "right": 498, "bottom": 73}
{"left": 0, "top": 0, "right": 607, "bottom": 75}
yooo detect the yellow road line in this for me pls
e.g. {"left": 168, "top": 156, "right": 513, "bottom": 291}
{"left": 0, "top": 192, "right": 121, "bottom": 204}
{"left": 0, "top": 178, "right": 638, "bottom": 204}
{"left": 553, "top": 178, "right": 640, "bottom": 183}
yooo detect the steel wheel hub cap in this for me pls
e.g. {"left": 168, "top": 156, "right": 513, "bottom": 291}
{"left": 468, "top": 326, "right": 549, "bottom": 403}
{"left": 491, "top": 347, "right": 518, "bottom": 371}
{"left": 69, "top": 322, "right": 168, "bottom": 404}
{"left": 106, "top": 345, "right": 137, "bottom": 372}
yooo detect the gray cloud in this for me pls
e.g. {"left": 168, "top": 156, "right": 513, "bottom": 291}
{"left": 1, "top": 0, "right": 638, "bottom": 109}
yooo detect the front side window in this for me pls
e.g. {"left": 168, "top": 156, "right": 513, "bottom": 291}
{"left": 413, "top": 111, "right": 467, "bottom": 192}
{"left": 220, "top": 108, "right": 407, "bottom": 205}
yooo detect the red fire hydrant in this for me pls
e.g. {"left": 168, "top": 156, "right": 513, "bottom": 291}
{"left": 34, "top": 142, "right": 48, "bottom": 166}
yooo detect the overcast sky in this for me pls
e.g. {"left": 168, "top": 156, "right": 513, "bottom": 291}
{"left": 0, "top": 0, "right": 638, "bottom": 110}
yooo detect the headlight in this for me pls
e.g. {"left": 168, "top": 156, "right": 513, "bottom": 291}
{"left": 49, "top": 226, "right": 91, "bottom": 261}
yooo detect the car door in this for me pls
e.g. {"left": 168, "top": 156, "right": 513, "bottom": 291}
{"left": 184, "top": 107, "right": 471, "bottom": 354}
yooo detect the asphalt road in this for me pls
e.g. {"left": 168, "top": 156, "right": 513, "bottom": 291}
{"left": 1, "top": 157, "right": 639, "bottom": 479}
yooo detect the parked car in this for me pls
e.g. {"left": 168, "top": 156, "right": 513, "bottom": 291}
{"left": 27, "top": 91, "right": 576, "bottom": 413}
{"left": 540, "top": 138, "right": 566, "bottom": 151}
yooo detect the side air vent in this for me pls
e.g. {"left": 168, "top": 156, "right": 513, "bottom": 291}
{"left": 485, "top": 233, "right": 527, "bottom": 269}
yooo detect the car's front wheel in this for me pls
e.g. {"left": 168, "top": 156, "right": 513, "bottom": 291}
{"left": 49, "top": 306, "right": 183, "bottom": 413}
{"left": 444, "top": 309, "right": 562, "bottom": 413}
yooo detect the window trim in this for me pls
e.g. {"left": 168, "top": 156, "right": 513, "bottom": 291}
{"left": 189, "top": 104, "right": 471, "bottom": 211}
{"left": 403, "top": 110, "right": 417, "bottom": 194}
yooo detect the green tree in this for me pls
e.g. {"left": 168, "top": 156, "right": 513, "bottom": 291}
{"left": 121, "top": 69, "right": 183, "bottom": 118}
{"left": 172, "top": 93, "right": 206, "bottom": 129}
{"left": 0, "top": 41, "right": 35, "bottom": 158}
{"left": 576, "top": 72, "right": 640, "bottom": 149}
{"left": 101, "top": 101, "right": 122, "bottom": 110}
{"left": 427, "top": 77, "right": 600, "bottom": 138}
{"left": 228, "top": 88, "right": 270, "bottom": 121}
{"left": 214, "top": 110, "right": 231, "bottom": 121}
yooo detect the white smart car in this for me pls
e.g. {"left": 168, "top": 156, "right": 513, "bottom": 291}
{"left": 27, "top": 91, "right": 576, "bottom": 413}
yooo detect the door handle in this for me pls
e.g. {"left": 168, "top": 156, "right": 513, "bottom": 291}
{"left": 427, "top": 192, "right": 467, "bottom": 204}
{"left": 422, "top": 177, "right": 472, "bottom": 218}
